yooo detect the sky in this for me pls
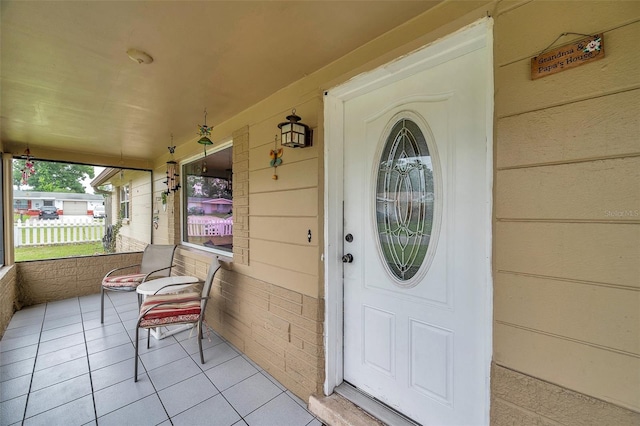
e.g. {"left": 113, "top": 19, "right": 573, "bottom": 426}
{"left": 83, "top": 166, "right": 105, "bottom": 194}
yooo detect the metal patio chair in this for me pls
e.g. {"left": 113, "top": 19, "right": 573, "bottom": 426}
{"left": 134, "top": 256, "right": 222, "bottom": 381}
{"left": 100, "top": 244, "right": 177, "bottom": 323}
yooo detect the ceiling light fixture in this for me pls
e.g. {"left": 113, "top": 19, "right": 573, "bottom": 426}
{"left": 126, "top": 48, "right": 153, "bottom": 64}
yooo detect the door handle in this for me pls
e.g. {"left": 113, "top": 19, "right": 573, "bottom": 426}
{"left": 342, "top": 253, "right": 354, "bottom": 263}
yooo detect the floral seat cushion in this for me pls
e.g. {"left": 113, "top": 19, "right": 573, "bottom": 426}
{"left": 138, "top": 292, "right": 201, "bottom": 327}
{"left": 102, "top": 273, "right": 147, "bottom": 288}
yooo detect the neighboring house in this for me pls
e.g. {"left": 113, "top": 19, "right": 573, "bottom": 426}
{"left": 1, "top": 2, "right": 639, "bottom": 426}
{"left": 188, "top": 197, "right": 232, "bottom": 215}
{"left": 90, "top": 168, "right": 153, "bottom": 251}
{"left": 13, "top": 190, "right": 104, "bottom": 216}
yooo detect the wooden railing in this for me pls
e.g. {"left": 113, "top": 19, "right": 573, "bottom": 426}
{"left": 14, "top": 217, "right": 105, "bottom": 247}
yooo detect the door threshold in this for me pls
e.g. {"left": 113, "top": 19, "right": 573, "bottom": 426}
{"left": 335, "top": 383, "right": 420, "bottom": 426}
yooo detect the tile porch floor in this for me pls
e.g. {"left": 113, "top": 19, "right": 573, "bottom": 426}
{"left": 0, "top": 291, "right": 323, "bottom": 426}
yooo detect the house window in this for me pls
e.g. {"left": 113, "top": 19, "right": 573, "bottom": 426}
{"left": 14, "top": 199, "right": 28, "bottom": 210}
{"left": 120, "top": 184, "right": 130, "bottom": 220}
{"left": 182, "top": 145, "right": 232, "bottom": 254}
{"left": 376, "top": 118, "right": 436, "bottom": 284}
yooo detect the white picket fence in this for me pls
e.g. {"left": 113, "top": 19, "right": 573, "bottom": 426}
{"left": 187, "top": 216, "right": 233, "bottom": 237}
{"left": 14, "top": 217, "right": 105, "bottom": 247}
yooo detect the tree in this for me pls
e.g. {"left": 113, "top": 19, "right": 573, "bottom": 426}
{"left": 13, "top": 160, "right": 94, "bottom": 193}
{"left": 186, "top": 174, "right": 230, "bottom": 199}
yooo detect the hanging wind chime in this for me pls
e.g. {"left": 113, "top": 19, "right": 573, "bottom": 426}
{"left": 21, "top": 148, "right": 36, "bottom": 186}
{"left": 164, "top": 135, "right": 180, "bottom": 195}
{"left": 197, "top": 108, "right": 213, "bottom": 173}
{"left": 269, "top": 134, "right": 283, "bottom": 180}
{"left": 225, "top": 148, "right": 233, "bottom": 196}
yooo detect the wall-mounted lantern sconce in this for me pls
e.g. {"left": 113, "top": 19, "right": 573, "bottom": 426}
{"left": 278, "top": 109, "right": 312, "bottom": 148}
{"left": 164, "top": 139, "right": 180, "bottom": 195}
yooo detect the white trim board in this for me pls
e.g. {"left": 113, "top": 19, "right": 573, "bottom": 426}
{"left": 323, "top": 16, "right": 494, "bottom": 423}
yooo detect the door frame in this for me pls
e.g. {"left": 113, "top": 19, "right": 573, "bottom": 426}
{"left": 323, "top": 17, "right": 494, "bottom": 419}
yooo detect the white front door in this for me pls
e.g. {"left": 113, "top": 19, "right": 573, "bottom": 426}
{"left": 339, "top": 22, "right": 492, "bottom": 425}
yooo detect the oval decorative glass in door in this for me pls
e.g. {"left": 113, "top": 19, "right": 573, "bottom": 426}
{"left": 376, "top": 118, "right": 435, "bottom": 283}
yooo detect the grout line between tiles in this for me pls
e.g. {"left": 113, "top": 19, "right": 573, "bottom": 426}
{"left": 20, "top": 300, "right": 46, "bottom": 423}
{"left": 110, "top": 291, "right": 174, "bottom": 424}
{"left": 241, "top": 387, "right": 286, "bottom": 421}
{"left": 5, "top": 293, "right": 319, "bottom": 426}
{"left": 204, "top": 371, "right": 245, "bottom": 425}
{"left": 80, "top": 296, "right": 100, "bottom": 424}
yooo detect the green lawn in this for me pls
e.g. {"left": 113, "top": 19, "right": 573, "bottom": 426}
{"left": 15, "top": 242, "right": 105, "bottom": 262}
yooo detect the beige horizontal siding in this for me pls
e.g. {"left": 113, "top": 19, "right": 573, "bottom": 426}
{"left": 494, "top": 1, "right": 640, "bottom": 66}
{"left": 225, "top": 102, "right": 323, "bottom": 306}
{"left": 495, "top": 221, "right": 639, "bottom": 288}
{"left": 249, "top": 158, "right": 319, "bottom": 193}
{"left": 496, "top": 157, "right": 640, "bottom": 221}
{"left": 493, "top": 1, "right": 640, "bottom": 416}
{"left": 497, "top": 89, "right": 640, "bottom": 168}
{"left": 250, "top": 188, "right": 318, "bottom": 217}
{"left": 250, "top": 217, "right": 318, "bottom": 246}
{"left": 248, "top": 141, "right": 320, "bottom": 173}
{"left": 494, "top": 323, "right": 640, "bottom": 411}
{"left": 494, "top": 273, "right": 639, "bottom": 354}
{"left": 496, "top": 21, "right": 640, "bottom": 118}
{"left": 250, "top": 240, "right": 319, "bottom": 276}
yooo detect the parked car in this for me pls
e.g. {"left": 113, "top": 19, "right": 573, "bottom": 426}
{"left": 39, "top": 206, "right": 59, "bottom": 219}
{"left": 188, "top": 206, "right": 205, "bottom": 215}
{"left": 93, "top": 205, "right": 106, "bottom": 218}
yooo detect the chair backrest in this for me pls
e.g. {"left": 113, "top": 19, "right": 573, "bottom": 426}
{"left": 139, "top": 245, "right": 177, "bottom": 277}
{"left": 200, "top": 257, "right": 222, "bottom": 312}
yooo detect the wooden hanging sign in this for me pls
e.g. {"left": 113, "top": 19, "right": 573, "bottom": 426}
{"left": 531, "top": 34, "right": 604, "bottom": 80}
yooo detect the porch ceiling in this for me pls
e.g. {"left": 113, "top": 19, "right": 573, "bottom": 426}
{"left": 1, "top": 0, "right": 441, "bottom": 166}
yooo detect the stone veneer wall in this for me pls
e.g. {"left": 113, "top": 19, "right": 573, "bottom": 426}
{"left": 0, "top": 238, "right": 145, "bottom": 337}
{"left": 117, "top": 234, "right": 148, "bottom": 253}
{"left": 231, "top": 126, "right": 250, "bottom": 266}
{"left": 0, "top": 266, "right": 17, "bottom": 339}
{"left": 173, "top": 248, "right": 324, "bottom": 400}
{"left": 15, "top": 252, "right": 143, "bottom": 306}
